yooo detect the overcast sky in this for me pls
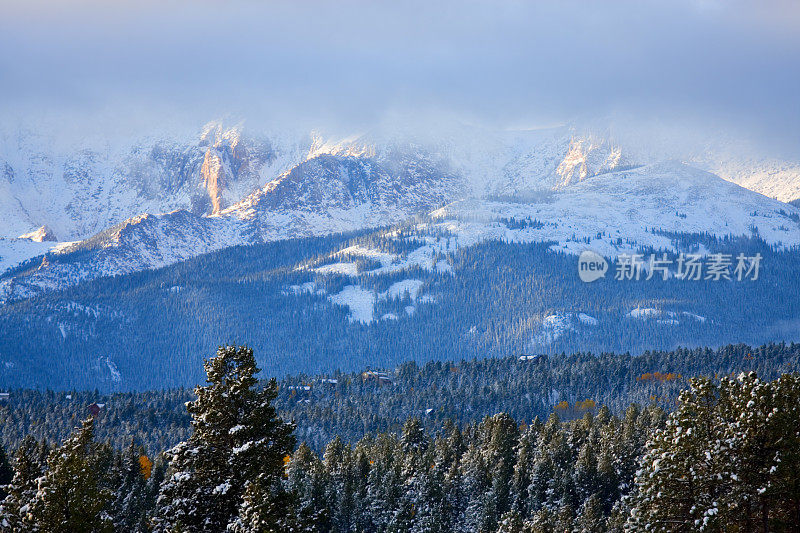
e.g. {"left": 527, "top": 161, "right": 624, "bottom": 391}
{"left": 1, "top": 0, "right": 799, "bottom": 152}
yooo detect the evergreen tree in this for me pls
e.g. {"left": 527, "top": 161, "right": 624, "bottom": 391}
{"left": 0, "top": 444, "right": 12, "bottom": 502}
{"left": 628, "top": 373, "right": 800, "bottom": 531}
{"left": 153, "top": 345, "right": 296, "bottom": 532}
{"left": 286, "top": 443, "right": 330, "bottom": 532}
{"left": 576, "top": 494, "right": 605, "bottom": 533}
{"left": 109, "top": 441, "right": 149, "bottom": 531}
{"left": 27, "top": 417, "right": 113, "bottom": 533}
{"left": 0, "top": 436, "right": 43, "bottom": 532}
{"left": 323, "top": 436, "right": 357, "bottom": 533}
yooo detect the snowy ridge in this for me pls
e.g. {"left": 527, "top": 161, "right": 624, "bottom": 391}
{"left": 278, "top": 161, "right": 800, "bottom": 330}
{"left": 4, "top": 160, "right": 800, "bottom": 304}
{"left": 426, "top": 161, "right": 800, "bottom": 258}
{"left": 0, "top": 122, "right": 310, "bottom": 241}
{"left": 2, "top": 121, "right": 800, "bottom": 303}
{"left": 0, "top": 145, "right": 462, "bottom": 301}
{"left": 304, "top": 161, "right": 800, "bottom": 284}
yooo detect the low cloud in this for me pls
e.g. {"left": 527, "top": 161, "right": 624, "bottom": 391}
{"left": 1, "top": 0, "right": 799, "bottom": 153}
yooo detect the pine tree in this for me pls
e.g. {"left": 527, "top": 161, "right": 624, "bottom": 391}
{"left": 483, "top": 413, "right": 519, "bottom": 527}
{"left": 153, "top": 345, "right": 296, "bottom": 532}
{"left": 575, "top": 494, "right": 605, "bottom": 533}
{"left": 286, "top": 443, "right": 330, "bottom": 532}
{"left": 0, "top": 436, "right": 43, "bottom": 532}
{"left": 323, "top": 436, "right": 358, "bottom": 533}
{"left": 627, "top": 377, "right": 727, "bottom": 531}
{"left": 510, "top": 423, "right": 537, "bottom": 519}
{"left": 141, "top": 456, "right": 167, "bottom": 532}
{"left": 109, "top": 441, "right": 149, "bottom": 531}
{"left": 27, "top": 417, "right": 113, "bottom": 532}
{"left": 718, "top": 372, "right": 800, "bottom": 529}
{"left": 0, "top": 444, "right": 12, "bottom": 502}
{"left": 628, "top": 373, "right": 800, "bottom": 531}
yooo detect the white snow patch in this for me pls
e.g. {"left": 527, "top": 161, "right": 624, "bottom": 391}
{"left": 213, "top": 482, "right": 232, "bottom": 495}
{"left": 0, "top": 238, "right": 57, "bottom": 274}
{"left": 328, "top": 285, "right": 376, "bottom": 323}
{"left": 314, "top": 262, "right": 359, "bottom": 275}
{"left": 104, "top": 357, "right": 122, "bottom": 382}
{"left": 531, "top": 312, "right": 598, "bottom": 345}
{"left": 627, "top": 308, "right": 707, "bottom": 325}
{"left": 334, "top": 245, "right": 397, "bottom": 266}
{"left": 628, "top": 308, "right": 662, "bottom": 319}
{"left": 435, "top": 259, "right": 452, "bottom": 273}
{"left": 682, "top": 312, "right": 707, "bottom": 322}
{"left": 383, "top": 279, "right": 424, "bottom": 301}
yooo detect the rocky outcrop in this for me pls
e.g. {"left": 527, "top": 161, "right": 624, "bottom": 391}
{"left": 201, "top": 149, "right": 226, "bottom": 214}
{"left": 556, "top": 137, "right": 625, "bottom": 187}
{"left": 19, "top": 225, "right": 57, "bottom": 242}
{"left": 0, "top": 121, "right": 297, "bottom": 240}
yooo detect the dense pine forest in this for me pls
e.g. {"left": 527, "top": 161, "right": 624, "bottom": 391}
{"left": 0, "top": 344, "right": 799, "bottom": 531}
{"left": 1, "top": 343, "right": 798, "bottom": 454}
{"left": 2, "top": 228, "right": 800, "bottom": 391}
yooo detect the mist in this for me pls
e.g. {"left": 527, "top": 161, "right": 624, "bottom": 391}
{"left": 1, "top": 0, "right": 799, "bottom": 156}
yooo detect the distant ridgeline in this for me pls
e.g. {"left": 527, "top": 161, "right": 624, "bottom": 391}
{"left": 0, "top": 343, "right": 797, "bottom": 454}
{"left": 1, "top": 227, "right": 800, "bottom": 391}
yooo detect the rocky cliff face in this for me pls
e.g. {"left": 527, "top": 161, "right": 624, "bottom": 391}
{"left": 3, "top": 120, "right": 800, "bottom": 303}
{"left": 19, "top": 225, "right": 57, "bottom": 242}
{"left": 0, "top": 121, "right": 306, "bottom": 240}
{"left": 200, "top": 149, "right": 226, "bottom": 214}
{"left": 555, "top": 136, "right": 628, "bottom": 187}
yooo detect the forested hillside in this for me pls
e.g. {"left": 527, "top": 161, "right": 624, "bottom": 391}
{"left": 1, "top": 223, "right": 799, "bottom": 391}
{"left": 0, "top": 346, "right": 797, "bottom": 532}
{"left": 1, "top": 343, "right": 797, "bottom": 455}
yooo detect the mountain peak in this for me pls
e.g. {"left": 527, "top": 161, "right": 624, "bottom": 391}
{"left": 19, "top": 225, "right": 57, "bottom": 242}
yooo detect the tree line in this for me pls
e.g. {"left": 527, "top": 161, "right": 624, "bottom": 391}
{"left": 2, "top": 227, "right": 799, "bottom": 391}
{"left": 1, "top": 343, "right": 799, "bottom": 455}
{"left": 1, "top": 346, "right": 798, "bottom": 532}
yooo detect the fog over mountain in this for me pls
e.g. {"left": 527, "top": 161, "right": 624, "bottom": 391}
{"left": 2, "top": 0, "right": 800, "bottom": 384}
{"left": 1, "top": 0, "right": 799, "bottom": 152}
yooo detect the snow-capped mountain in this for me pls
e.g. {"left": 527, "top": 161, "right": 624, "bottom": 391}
{"left": 425, "top": 161, "right": 800, "bottom": 257}
{"left": 297, "top": 161, "right": 800, "bottom": 282}
{"left": 2, "top": 120, "right": 800, "bottom": 303}
{"left": 4, "top": 159, "right": 800, "bottom": 304}
{"left": 691, "top": 150, "right": 800, "bottom": 204}
{"left": 0, "top": 121, "right": 310, "bottom": 241}
{"left": 0, "top": 139, "right": 465, "bottom": 301}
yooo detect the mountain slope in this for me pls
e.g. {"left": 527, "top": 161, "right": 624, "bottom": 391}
{"left": 4, "top": 160, "right": 799, "bottom": 307}
{"left": 3, "top": 122, "right": 800, "bottom": 303}
{"left": 0, "top": 122, "right": 309, "bottom": 241}
{"left": 426, "top": 161, "right": 800, "bottom": 257}
{"left": 0, "top": 146, "right": 464, "bottom": 302}
{"left": 2, "top": 224, "right": 800, "bottom": 390}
